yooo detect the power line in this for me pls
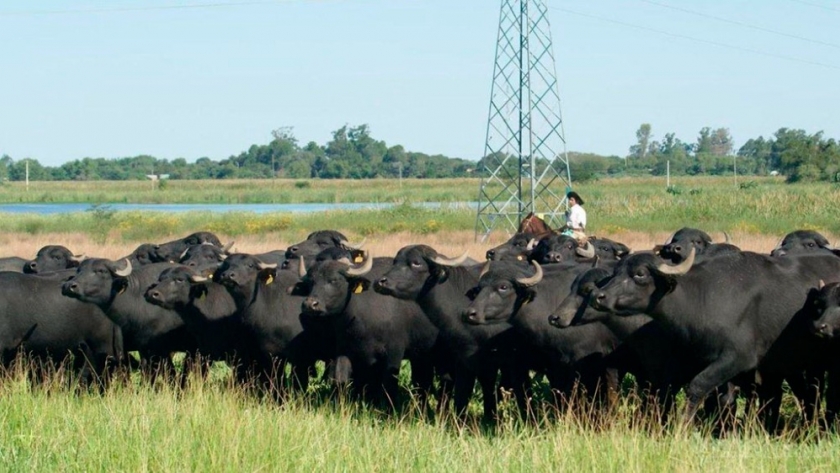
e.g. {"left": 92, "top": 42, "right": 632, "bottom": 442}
{"left": 0, "top": 0, "right": 326, "bottom": 17}
{"left": 550, "top": 6, "right": 840, "bottom": 71}
{"left": 641, "top": 0, "right": 840, "bottom": 50}
{"left": 787, "top": 0, "right": 840, "bottom": 13}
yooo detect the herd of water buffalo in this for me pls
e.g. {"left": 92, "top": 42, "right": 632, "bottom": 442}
{"left": 3, "top": 221, "right": 840, "bottom": 433}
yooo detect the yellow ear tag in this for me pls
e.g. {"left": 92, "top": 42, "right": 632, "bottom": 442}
{"left": 353, "top": 282, "right": 364, "bottom": 294}
{"left": 265, "top": 275, "right": 274, "bottom": 286}
{"left": 354, "top": 255, "right": 364, "bottom": 263}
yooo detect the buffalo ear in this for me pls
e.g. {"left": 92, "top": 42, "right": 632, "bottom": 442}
{"left": 113, "top": 278, "right": 129, "bottom": 296}
{"left": 258, "top": 267, "right": 277, "bottom": 286}
{"left": 465, "top": 287, "right": 480, "bottom": 301}
{"left": 349, "top": 277, "right": 371, "bottom": 294}
{"left": 350, "top": 249, "right": 366, "bottom": 264}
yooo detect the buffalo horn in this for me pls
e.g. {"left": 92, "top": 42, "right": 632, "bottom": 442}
{"left": 113, "top": 259, "right": 133, "bottom": 277}
{"left": 298, "top": 256, "right": 307, "bottom": 278}
{"left": 525, "top": 238, "right": 538, "bottom": 251}
{"left": 576, "top": 242, "right": 595, "bottom": 258}
{"left": 722, "top": 231, "right": 731, "bottom": 243}
{"left": 342, "top": 237, "right": 367, "bottom": 250}
{"left": 257, "top": 261, "right": 277, "bottom": 270}
{"left": 771, "top": 236, "right": 784, "bottom": 252}
{"left": 431, "top": 251, "right": 469, "bottom": 267}
{"left": 222, "top": 241, "right": 235, "bottom": 253}
{"left": 345, "top": 252, "right": 373, "bottom": 277}
{"left": 479, "top": 261, "right": 491, "bottom": 280}
{"left": 515, "top": 261, "right": 543, "bottom": 287}
{"left": 189, "top": 274, "right": 209, "bottom": 283}
{"left": 70, "top": 254, "right": 86, "bottom": 263}
{"left": 178, "top": 248, "right": 190, "bottom": 262}
{"left": 655, "top": 247, "right": 695, "bottom": 276}
{"left": 663, "top": 231, "right": 677, "bottom": 246}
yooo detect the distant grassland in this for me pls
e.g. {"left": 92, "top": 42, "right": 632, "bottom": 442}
{"left": 1, "top": 176, "right": 839, "bottom": 241}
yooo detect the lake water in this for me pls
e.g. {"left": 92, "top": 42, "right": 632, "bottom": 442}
{"left": 0, "top": 202, "right": 479, "bottom": 215}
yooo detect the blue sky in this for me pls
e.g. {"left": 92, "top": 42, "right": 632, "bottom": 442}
{"left": 1, "top": 0, "right": 838, "bottom": 166}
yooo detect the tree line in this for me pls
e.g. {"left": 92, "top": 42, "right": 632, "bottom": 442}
{"left": 1, "top": 123, "right": 837, "bottom": 183}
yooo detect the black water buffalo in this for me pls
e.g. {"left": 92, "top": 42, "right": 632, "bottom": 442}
{"left": 296, "top": 254, "right": 440, "bottom": 405}
{"left": 178, "top": 244, "right": 230, "bottom": 270}
{"left": 154, "top": 232, "right": 223, "bottom": 263}
{"left": 24, "top": 245, "right": 85, "bottom": 274}
{"left": 657, "top": 227, "right": 739, "bottom": 264}
{"left": 590, "top": 237, "right": 631, "bottom": 260}
{"left": 213, "top": 253, "right": 330, "bottom": 394}
{"left": 144, "top": 266, "right": 246, "bottom": 377}
{"left": 374, "top": 245, "right": 522, "bottom": 420}
{"left": 61, "top": 259, "right": 196, "bottom": 382}
{"left": 285, "top": 230, "right": 365, "bottom": 260}
{"left": 811, "top": 282, "right": 840, "bottom": 339}
{"left": 528, "top": 234, "right": 595, "bottom": 264}
{"left": 590, "top": 249, "right": 840, "bottom": 427}
{"left": 463, "top": 260, "right": 632, "bottom": 405}
{"left": 0, "top": 271, "right": 121, "bottom": 387}
{"left": 549, "top": 266, "right": 717, "bottom": 420}
{"left": 485, "top": 232, "right": 538, "bottom": 262}
{"left": 122, "top": 243, "right": 163, "bottom": 267}
{"left": 771, "top": 230, "right": 839, "bottom": 257}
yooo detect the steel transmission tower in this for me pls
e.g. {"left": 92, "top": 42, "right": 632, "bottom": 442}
{"left": 475, "top": 0, "right": 571, "bottom": 241}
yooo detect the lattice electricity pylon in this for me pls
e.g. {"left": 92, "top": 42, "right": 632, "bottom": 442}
{"left": 475, "top": 0, "right": 571, "bottom": 242}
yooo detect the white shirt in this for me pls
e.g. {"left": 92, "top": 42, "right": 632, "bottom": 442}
{"left": 567, "top": 204, "right": 586, "bottom": 230}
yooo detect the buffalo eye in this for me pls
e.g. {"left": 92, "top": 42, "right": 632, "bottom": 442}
{"left": 808, "top": 242, "right": 816, "bottom": 248}
{"left": 633, "top": 269, "right": 647, "bottom": 280}
{"left": 498, "top": 284, "right": 509, "bottom": 292}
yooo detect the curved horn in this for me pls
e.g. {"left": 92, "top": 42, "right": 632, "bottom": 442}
{"left": 515, "top": 261, "right": 543, "bottom": 287}
{"left": 663, "top": 230, "right": 677, "bottom": 246}
{"left": 479, "top": 261, "right": 491, "bottom": 280}
{"left": 222, "top": 241, "right": 235, "bottom": 253}
{"left": 298, "top": 256, "right": 307, "bottom": 278}
{"left": 576, "top": 242, "right": 595, "bottom": 258}
{"left": 722, "top": 231, "right": 731, "bottom": 244}
{"left": 655, "top": 247, "right": 695, "bottom": 276}
{"left": 70, "top": 254, "right": 86, "bottom": 263}
{"left": 525, "top": 238, "right": 538, "bottom": 252}
{"left": 257, "top": 261, "right": 277, "bottom": 270}
{"left": 336, "top": 257, "right": 353, "bottom": 266}
{"left": 342, "top": 237, "right": 367, "bottom": 250}
{"left": 432, "top": 251, "right": 470, "bottom": 267}
{"left": 113, "top": 259, "right": 132, "bottom": 277}
{"left": 772, "top": 236, "right": 785, "bottom": 252}
{"left": 345, "top": 252, "right": 373, "bottom": 277}
{"left": 178, "top": 247, "right": 190, "bottom": 262}
{"left": 189, "top": 274, "right": 209, "bottom": 283}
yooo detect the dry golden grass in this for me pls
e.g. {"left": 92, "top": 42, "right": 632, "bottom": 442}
{"left": 0, "top": 229, "right": 819, "bottom": 261}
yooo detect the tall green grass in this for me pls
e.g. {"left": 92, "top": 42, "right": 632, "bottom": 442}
{"left": 0, "top": 366, "right": 836, "bottom": 472}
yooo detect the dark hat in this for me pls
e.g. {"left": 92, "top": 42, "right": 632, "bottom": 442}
{"left": 567, "top": 191, "right": 584, "bottom": 205}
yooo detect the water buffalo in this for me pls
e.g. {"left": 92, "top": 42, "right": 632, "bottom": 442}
{"left": 154, "top": 232, "right": 223, "bottom": 263}
{"left": 61, "top": 259, "right": 196, "bottom": 384}
{"left": 657, "top": 227, "right": 739, "bottom": 264}
{"left": 771, "top": 230, "right": 840, "bottom": 257}
{"left": 0, "top": 271, "right": 121, "bottom": 388}
{"left": 24, "top": 245, "right": 85, "bottom": 274}
{"left": 285, "top": 230, "right": 365, "bottom": 260}
{"left": 374, "top": 245, "right": 523, "bottom": 421}
{"left": 590, "top": 249, "right": 840, "bottom": 429}
{"left": 296, "top": 254, "right": 440, "bottom": 406}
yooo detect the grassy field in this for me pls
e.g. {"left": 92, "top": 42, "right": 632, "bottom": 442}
{"left": 1, "top": 176, "right": 839, "bottom": 245}
{"left": 0, "top": 365, "right": 837, "bottom": 472}
{"left": 2, "top": 177, "right": 840, "bottom": 471}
